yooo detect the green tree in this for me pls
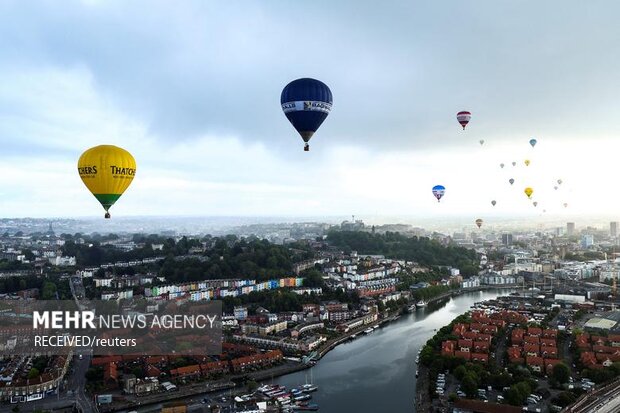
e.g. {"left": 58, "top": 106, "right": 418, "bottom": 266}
{"left": 247, "top": 380, "right": 258, "bottom": 392}
{"left": 27, "top": 368, "right": 40, "bottom": 379}
{"left": 453, "top": 365, "right": 467, "bottom": 381}
{"left": 504, "top": 381, "right": 531, "bottom": 406}
{"left": 461, "top": 373, "right": 478, "bottom": 398}
{"left": 552, "top": 363, "right": 570, "bottom": 384}
{"left": 41, "top": 281, "right": 57, "bottom": 300}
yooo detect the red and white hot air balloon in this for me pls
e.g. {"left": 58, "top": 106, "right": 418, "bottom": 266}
{"left": 456, "top": 111, "right": 471, "bottom": 130}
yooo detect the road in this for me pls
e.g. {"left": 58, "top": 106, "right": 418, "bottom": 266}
{"left": 0, "top": 355, "right": 95, "bottom": 413}
{"left": 70, "top": 354, "right": 96, "bottom": 413}
{"left": 565, "top": 378, "right": 620, "bottom": 413}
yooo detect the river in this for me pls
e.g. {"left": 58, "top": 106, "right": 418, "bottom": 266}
{"left": 274, "top": 289, "right": 514, "bottom": 413}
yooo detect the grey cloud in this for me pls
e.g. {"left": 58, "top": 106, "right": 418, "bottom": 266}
{"left": 1, "top": 0, "right": 620, "bottom": 152}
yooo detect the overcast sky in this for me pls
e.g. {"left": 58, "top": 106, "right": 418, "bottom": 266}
{"left": 1, "top": 1, "right": 619, "bottom": 222}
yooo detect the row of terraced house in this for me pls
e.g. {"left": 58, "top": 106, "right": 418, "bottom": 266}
{"left": 576, "top": 333, "right": 620, "bottom": 369}
{"left": 441, "top": 309, "right": 531, "bottom": 363}
{"left": 508, "top": 326, "right": 562, "bottom": 374}
{"left": 142, "top": 277, "right": 305, "bottom": 301}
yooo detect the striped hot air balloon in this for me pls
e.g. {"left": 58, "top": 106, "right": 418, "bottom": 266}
{"left": 432, "top": 185, "right": 446, "bottom": 202}
{"left": 281, "top": 78, "right": 333, "bottom": 151}
{"left": 456, "top": 111, "right": 471, "bottom": 130}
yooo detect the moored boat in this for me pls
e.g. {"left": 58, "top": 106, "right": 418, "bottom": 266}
{"left": 300, "top": 384, "right": 319, "bottom": 393}
{"left": 293, "top": 403, "right": 319, "bottom": 411}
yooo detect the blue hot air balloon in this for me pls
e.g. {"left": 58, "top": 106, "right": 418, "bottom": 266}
{"left": 432, "top": 185, "right": 446, "bottom": 202}
{"left": 529, "top": 138, "right": 537, "bottom": 148}
{"left": 281, "top": 78, "right": 333, "bottom": 151}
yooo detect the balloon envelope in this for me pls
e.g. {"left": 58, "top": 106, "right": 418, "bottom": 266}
{"left": 512, "top": 161, "right": 516, "bottom": 166}
{"left": 281, "top": 78, "right": 333, "bottom": 151}
{"left": 533, "top": 201, "right": 538, "bottom": 207}
{"left": 479, "top": 139, "right": 484, "bottom": 145}
{"left": 456, "top": 111, "right": 471, "bottom": 129}
{"left": 432, "top": 185, "right": 446, "bottom": 202}
{"left": 78, "top": 145, "right": 136, "bottom": 218}
{"left": 529, "top": 138, "right": 537, "bottom": 148}
{"left": 524, "top": 187, "right": 534, "bottom": 198}
{"left": 491, "top": 200, "right": 496, "bottom": 206}
{"left": 500, "top": 163, "right": 504, "bottom": 168}
{"left": 475, "top": 219, "right": 483, "bottom": 228}
{"left": 524, "top": 159, "right": 531, "bottom": 166}
{"left": 509, "top": 178, "right": 515, "bottom": 185}
{"left": 557, "top": 179, "right": 563, "bottom": 185}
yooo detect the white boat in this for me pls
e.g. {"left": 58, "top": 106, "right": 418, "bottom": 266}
{"left": 364, "top": 328, "right": 373, "bottom": 334}
{"left": 300, "top": 384, "right": 319, "bottom": 393}
{"left": 416, "top": 300, "right": 427, "bottom": 308}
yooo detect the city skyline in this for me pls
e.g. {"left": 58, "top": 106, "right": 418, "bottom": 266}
{"left": 1, "top": 1, "right": 619, "bottom": 218}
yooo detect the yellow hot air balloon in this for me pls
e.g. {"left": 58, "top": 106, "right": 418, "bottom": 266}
{"left": 524, "top": 187, "right": 533, "bottom": 199}
{"left": 78, "top": 145, "right": 136, "bottom": 218}
{"left": 524, "top": 159, "right": 530, "bottom": 166}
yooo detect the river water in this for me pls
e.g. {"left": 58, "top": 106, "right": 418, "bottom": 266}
{"left": 275, "top": 289, "right": 514, "bottom": 413}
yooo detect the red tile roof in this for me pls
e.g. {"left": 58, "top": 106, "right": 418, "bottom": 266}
{"left": 580, "top": 352, "right": 597, "bottom": 367}
{"left": 442, "top": 340, "right": 456, "bottom": 356}
{"left": 455, "top": 350, "right": 472, "bottom": 360}
{"left": 528, "top": 327, "right": 542, "bottom": 336}
{"left": 471, "top": 353, "right": 489, "bottom": 362}
{"left": 526, "top": 356, "right": 544, "bottom": 366}
{"left": 458, "top": 339, "right": 473, "bottom": 349}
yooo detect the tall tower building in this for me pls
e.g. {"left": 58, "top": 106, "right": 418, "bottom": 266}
{"left": 502, "top": 233, "right": 513, "bottom": 246}
{"left": 611, "top": 222, "right": 618, "bottom": 237}
{"left": 581, "top": 235, "right": 594, "bottom": 249}
{"left": 567, "top": 222, "right": 575, "bottom": 236}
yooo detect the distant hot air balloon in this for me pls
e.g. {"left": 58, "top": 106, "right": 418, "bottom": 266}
{"left": 524, "top": 159, "right": 531, "bottom": 166}
{"left": 554, "top": 186, "right": 558, "bottom": 190}
{"left": 543, "top": 209, "right": 547, "bottom": 213}
{"left": 432, "top": 185, "right": 446, "bottom": 202}
{"left": 509, "top": 178, "right": 515, "bottom": 185}
{"left": 281, "top": 78, "right": 333, "bottom": 151}
{"left": 500, "top": 163, "right": 504, "bottom": 169}
{"left": 524, "top": 187, "right": 533, "bottom": 199}
{"left": 533, "top": 201, "right": 538, "bottom": 207}
{"left": 491, "top": 200, "right": 497, "bottom": 207}
{"left": 456, "top": 111, "right": 471, "bottom": 130}
{"left": 475, "top": 218, "right": 483, "bottom": 228}
{"left": 78, "top": 145, "right": 136, "bottom": 219}
{"left": 512, "top": 161, "right": 516, "bottom": 167}
{"left": 564, "top": 202, "right": 568, "bottom": 208}
{"left": 557, "top": 179, "right": 563, "bottom": 185}
{"left": 479, "top": 139, "right": 485, "bottom": 146}
{"left": 529, "top": 138, "right": 537, "bottom": 148}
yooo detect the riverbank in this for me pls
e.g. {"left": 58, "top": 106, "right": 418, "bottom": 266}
{"left": 99, "top": 381, "right": 236, "bottom": 412}
{"left": 415, "top": 363, "right": 430, "bottom": 412}
{"left": 97, "top": 314, "right": 403, "bottom": 412}
{"left": 100, "top": 288, "right": 514, "bottom": 413}
{"left": 316, "top": 313, "right": 402, "bottom": 359}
